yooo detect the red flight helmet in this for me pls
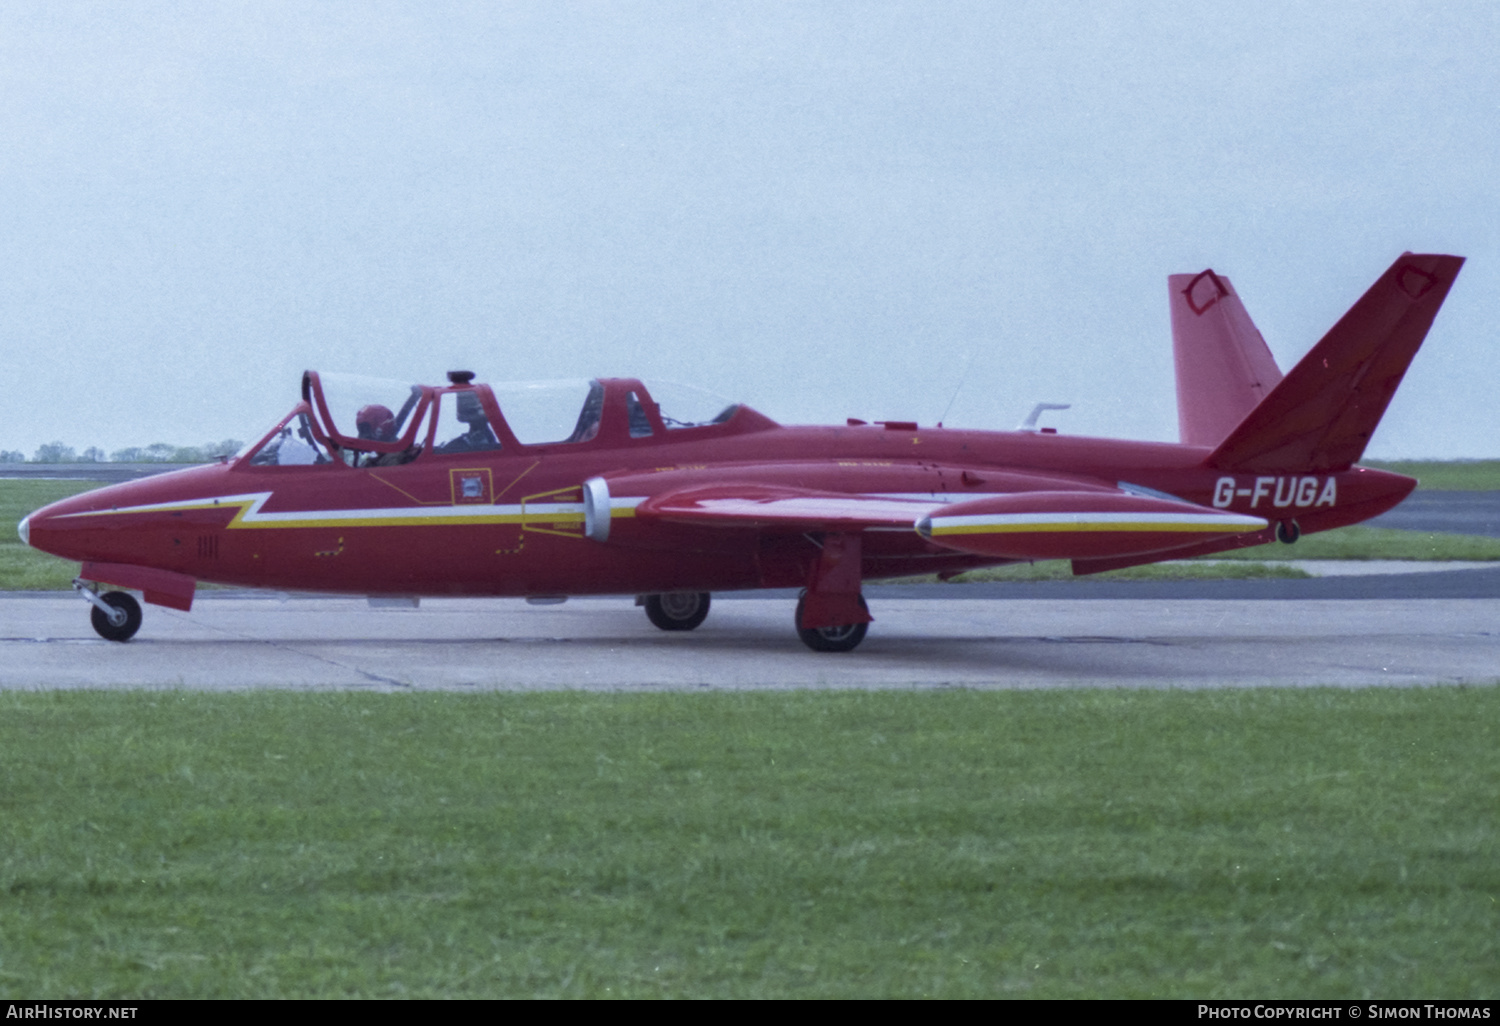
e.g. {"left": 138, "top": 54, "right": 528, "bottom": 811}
{"left": 355, "top": 404, "right": 397, "bottom": 442}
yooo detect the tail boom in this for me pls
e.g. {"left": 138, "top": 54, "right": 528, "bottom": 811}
{"left": 1072, "top": 465, "right": 1416, "bottom": 575}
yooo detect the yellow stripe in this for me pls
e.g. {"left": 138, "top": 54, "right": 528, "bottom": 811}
{"left": 66, "top": 496, "right": 586, "bottom": 531}
{"left": 233, "top": 513, "right": 552, "bottom": 529}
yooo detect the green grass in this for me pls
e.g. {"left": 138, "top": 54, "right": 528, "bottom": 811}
{"left": 880, "top": 527, "right": 1500, "bottom": 585}
{"left": 0, "top": 478, "right": 99, "bottom": 532}
{"left": 882, "top": 560, "right": 1313, "bottom": 584}
{"left": 1207, "top": 525, "right": 1500, "bottom": 561}
{"left": 0, "top": 480, "right": 99, "bottom": 590}
{"left": 0, "top": 689, "right": 1494, "bottom": 998}
{"left": 1365, "top": 459, "right": 1500, "bottom": 490}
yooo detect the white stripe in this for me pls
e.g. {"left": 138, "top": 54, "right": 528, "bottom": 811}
{"left": 932, "top": 511, "right": 1266, "bottom": 529}
{"left": 59, "top": 492, "right": 274, "bottom": 517}
{"left": 60, "top": 492, "right": 584, "bottom": 525}
{"left": 58, "top": 489, "right": 1262, "bottom": 533}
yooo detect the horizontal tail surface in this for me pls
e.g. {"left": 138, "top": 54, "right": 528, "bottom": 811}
{"left": 1171, "top": 269, "right": 1284, "bottom": 447}
{"left": 1207, "top": 253, "right": 1464, "bottom": 473}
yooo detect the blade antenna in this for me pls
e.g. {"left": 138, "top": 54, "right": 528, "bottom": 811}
{"left": 937, "top": 349, "right": 977, "bottom": 427}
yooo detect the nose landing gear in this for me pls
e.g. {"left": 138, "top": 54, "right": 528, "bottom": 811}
{"left": 73, "top": 580, "right": 143, "bottom": 642}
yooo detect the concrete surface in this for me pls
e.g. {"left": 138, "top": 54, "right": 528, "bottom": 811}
{"left": 1367, "top": 490, "right": 1500, "bottom": 537}
{"left": 2, "top": 594, "right": 1496, "bottom": 691}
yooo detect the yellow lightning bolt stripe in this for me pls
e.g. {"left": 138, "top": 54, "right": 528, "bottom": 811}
{"left": 53, "top": 492, "right": 586, "bottom": 530}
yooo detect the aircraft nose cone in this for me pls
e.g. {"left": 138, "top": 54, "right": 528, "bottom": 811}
{"left": 17, "top": 514, "right": 29, "bottom": 547}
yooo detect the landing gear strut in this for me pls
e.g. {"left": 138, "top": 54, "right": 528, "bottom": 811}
{"left": 795, "top": 532, "right": 872, "bottom": 652}
{"left": 643, "top": 592, "right": 711, "bottom": 631}
{"left": 74, "top": 580, "right": 142, "bottom": 642}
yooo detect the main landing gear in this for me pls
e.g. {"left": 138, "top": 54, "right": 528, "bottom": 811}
{"left": 795, "top": 532, "right": 872, "bottom": 653}
{"left": 640, "top": 589, "right": 870, "bottom": 652}
{"left": 642, "top": 592, "right": 712, "bottom": 631}
{"left": 74, "top": 580, "right": 142, "bottom": 642}
{"left": 795, "top": 593, "right": 868, "bottom": 653}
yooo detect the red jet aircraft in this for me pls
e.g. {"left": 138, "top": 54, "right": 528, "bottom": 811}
{"left": 20, "top": 252, "right": 1463, "bottom": 651}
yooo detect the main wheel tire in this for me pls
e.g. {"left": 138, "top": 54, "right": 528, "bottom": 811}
{"left": 795, "top": 595, "right": 869, "bottom": 653}
{"left": 90, "top": 591, "right": 142, "bottom": 643}
{"left": 644, "top": 592, "right": 711, "bottom": 631}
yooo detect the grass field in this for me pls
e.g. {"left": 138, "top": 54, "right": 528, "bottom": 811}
{"left": 1364, "top": 459, "right": 1500, "bottom": 491}
{"left": 0, "top": 688, "right": 1494, "bottom": 999}
{"left": 1205, "top": 525, "right": 1500, "bottom": 562}
{"left": 0, "top": 480, "right": 97, "bottom": 590}
{"left": 885, "top": 560, "right": 1312, "bottom": 584}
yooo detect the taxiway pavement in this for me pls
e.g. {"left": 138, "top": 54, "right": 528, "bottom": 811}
{"left": 2, "top": 593, "right": 1496, "bottom": 692}
{"left": 1367, "top": 489, "right": 1500, "bottom": 537}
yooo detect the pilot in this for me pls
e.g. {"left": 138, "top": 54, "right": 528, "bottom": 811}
{"left": 566, "top": 384, "right": 605, "bottom": 443}
{"left": 356, "top": 404, "right": 398, "bottom": 443}
{"left": 437, "top": 392, "right": 500, "bottom": 453}
{"left": 355, "top": 403, "right": 416, "bottom": 467}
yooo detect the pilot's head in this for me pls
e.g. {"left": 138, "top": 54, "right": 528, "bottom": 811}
{"left": 455, "top": 392, "right": 487, "bottom": 426}
{"left": 356, "top": 404, "right": 396, "bottom": 442}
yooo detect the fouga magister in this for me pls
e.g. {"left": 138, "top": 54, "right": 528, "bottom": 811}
{"left": 20, "top": 252, "right": 1463, "bottom": 651}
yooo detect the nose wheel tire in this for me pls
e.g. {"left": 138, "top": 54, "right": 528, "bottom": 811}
{"left": 644, "top": 592, "right": 711, "bottom": 631}
{"left": 90, "top": 591, "right": 143, "bottom": 643}
{"left": 795, "top": 595, "right": 869, "bottom": 653}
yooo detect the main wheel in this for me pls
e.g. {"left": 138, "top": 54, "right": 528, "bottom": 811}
{"left": 90, "top": 591, "right": 142, "bottom": 643}
{"left": 644, "top": 592, "right": 711, "bottom": 631}
{"left": 795, "top": 595, "right": 869, "bottom": 653}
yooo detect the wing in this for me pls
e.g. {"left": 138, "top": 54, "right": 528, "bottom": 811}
{"left": 606, "top": 476, "right": 1266, "bottom": 564}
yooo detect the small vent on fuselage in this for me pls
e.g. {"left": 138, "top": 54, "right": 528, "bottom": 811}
{"left": 197, "top": 535, "right": 219, "bottom": 559}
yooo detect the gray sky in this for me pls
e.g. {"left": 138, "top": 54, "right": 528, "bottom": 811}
{"left": 3, "top": 1, "right": 1496, "bottom": 458}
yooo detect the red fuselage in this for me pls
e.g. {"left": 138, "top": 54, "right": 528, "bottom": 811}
{"left": 23, "top": 396, "right": 1414, "bottom": 600}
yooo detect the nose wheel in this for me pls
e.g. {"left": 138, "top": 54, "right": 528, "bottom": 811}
{"left": 92, "top": 593, "right": 143, "bottom": 642}
{"left": 74, "top": 581, "right": 143, "bottom": 642}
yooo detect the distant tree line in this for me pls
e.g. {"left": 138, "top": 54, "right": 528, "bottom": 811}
{"left": 0, "top": 440, "right": 245, "bottom": 464}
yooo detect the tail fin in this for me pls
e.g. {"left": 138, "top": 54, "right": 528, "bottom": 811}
{"left": 1206, "top": 252, "right": 1464, "bottom": 473}
{"left": 1171, "top": 269, "right": 1284, "bottom": 447}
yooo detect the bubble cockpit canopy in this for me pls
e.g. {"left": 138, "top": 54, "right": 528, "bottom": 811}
{"left": 240, "top": 371, "right": 776, "bottom": 468}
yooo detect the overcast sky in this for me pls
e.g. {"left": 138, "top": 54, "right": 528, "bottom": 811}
{"left": 3, "top": 1, "right": 1496, "bottom": 458}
